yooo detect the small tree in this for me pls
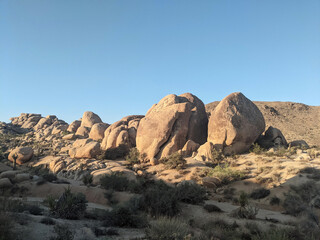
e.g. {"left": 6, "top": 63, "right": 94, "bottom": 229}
{"left": 12, "top": 153, "right": 18, "bottom": 170}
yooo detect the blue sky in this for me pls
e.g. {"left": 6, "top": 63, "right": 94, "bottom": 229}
{"left": 1, "top": 0, "right": 319, "bottom": 124}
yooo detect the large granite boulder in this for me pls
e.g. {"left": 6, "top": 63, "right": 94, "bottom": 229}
{"left": 136, "top": 93, "right": 208, "bottom": 160}
{"left": 67, "top": 120, "right": 81, "bottom": 133}
{"left": 80, "top": 111, "right": 102, "bottom": 128}
{"left": 89, "top": 123, "right": 109, "bottom": 141}
{"left": 69, "top": 139, "right": 101, "bottom": 159}
{"left": 8, "top": 147, "right": 34, "bottom": 164}
{"left": 208, "top": 92, "right": 265, "bottom": 155}
{"left": 101, "top": 115, "right": 144, "bottom": 150}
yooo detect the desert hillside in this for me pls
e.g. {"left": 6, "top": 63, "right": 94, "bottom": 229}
{"left": 206, "top": 101, "right": 320, "bottom": 147}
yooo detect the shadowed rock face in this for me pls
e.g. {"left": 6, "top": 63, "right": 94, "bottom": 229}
{"left": 136, "top": 93, "right": 208, "bottom": 160}
{"left": 208, "top": 92, "right": 265, "bottom": 155}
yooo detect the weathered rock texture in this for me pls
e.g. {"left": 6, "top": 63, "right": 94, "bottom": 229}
{"left": 208, "top": 92, "right": 265, "bottom": 155}
{"left": 136, "top": 93, "right": 208, "bottom": 160}
{"left": 67, "top": 120, "right": 81, "bottom": 133}
{"left": 101, "top": 115, "right": 144, "bottom": 150}
{"left": 69, "top": 139, "right": 101, "bottom": 159}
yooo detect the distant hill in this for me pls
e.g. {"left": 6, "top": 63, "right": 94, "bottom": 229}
{"left": 206, "top": 101, "right": 320, "bottom": 147}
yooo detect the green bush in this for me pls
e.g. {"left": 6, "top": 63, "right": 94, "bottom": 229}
{"left": 250, "top": 188, "right": 270, "bottom": 199}
{"left": 105, "top": 144, "right": 129, "bottom": 160}
{"left": 140, "top": 183, "right": 180, "bottom": 217}
{"left": 125, "top": 147, "right": 140, "bottom": 165}
{"left": 201, "top": 164, "right": 245, "bottom": 185}
{"left": 160, "top": 152, "right": 187, "bottom": 170}
{"left": 146, "top": 217, "right": 190, "bottom": 240}
{"left": 283, "top": 194, "right": 306, "bottom": 216}
{"left": 250, "top": 143, "right": 265, "bottom": 155}
{"left": 50, "top": 224, "right": 74, "bottom": 240}
{"left": 211, "top": 148, "right": 225, "bottom": 164}
{"left": 82, "top": 173, "right": 93, "bottom": 186}
{"left": 47, "top": 187, "right": 87, "bottom": 219}
{"left": 199, "top": 219, "right": 239, "bottom": 240}
{"left": 103, "top": 205, "right": 147, "bottom": 228}
{"left": 175, "top": 181, "right": 206, "bottom": 204}
{"left": 100, "top": 172, "right": 130, "bottom": 191}
{"left": 26, "top": 204, "right": 43, "bottom": 215}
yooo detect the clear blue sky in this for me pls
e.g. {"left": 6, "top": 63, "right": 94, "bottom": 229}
{"left": 1, "top": 1, "right": 319, "bottom": 124}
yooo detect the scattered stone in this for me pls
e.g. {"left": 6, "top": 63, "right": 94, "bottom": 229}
{"left": 289, "top": 140, "right": 309, "bottom": 149}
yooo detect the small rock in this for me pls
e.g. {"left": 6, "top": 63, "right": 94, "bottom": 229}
{"left": 14, "top": 173, "right": 31, "bottom": 183}
{"left": 150, "top": 158, "right": 159, "bottom": 166}
{"left": 0, "top": 178, "right": 12, "bottom": 188}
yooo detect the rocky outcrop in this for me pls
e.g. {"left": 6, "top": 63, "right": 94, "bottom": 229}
{"left": 208, "top": 92, "right": 265, "bottom": 155}
{"left": 8, "top": 147, "right": 34, "bottom": 164}
{"left": 89, "top": 123, "right": 109, "bottom": 141}
{"left": 101, "top": 115, "right": 144, "bottom": 150}
{"left": 136, "top": 93, "right": 208, "bottom": 160}
{"left": 80, "top": 111, "right": 102, "bottom": 128}
{"left": 75, "top": 126, "right": 90, "bottom": 138}
{"left": 256, "top": 126, "right": 287, "bottom": 149}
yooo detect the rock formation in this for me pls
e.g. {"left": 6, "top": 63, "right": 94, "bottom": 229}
{"left": 136, "top": 93, "right": 208, "bottom": 160}
{"left": 101, "top": 115, "right": 144, "bottom": 150}
{"left": 256, "top": 126, "right": 287, "bottom": 149}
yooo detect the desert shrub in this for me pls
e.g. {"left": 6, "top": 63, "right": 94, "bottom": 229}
{"left": 250, "top": 143, "right": 265, "bottom": 155}
{"left": 103, "top": 205, "right": 147, "bottom": 228}
{"left": 199, "top": 219, "right": 239, "bottom": 240}
{"left": 231, "top": 192, "right": 259, "bottom": 219}
{"left": 50, "top": 224, "right": 74, "bottom": 240}
{"left": 105, "top": 144, "right": 129, "bottom": 160}
{"left": 203, "top": 204, "right": 222, "bottom": 212}
{"left": 160, "top": 152, "right": 187, "bottom": 170}
{"left": 146, "top": 217, "right": 190, "bottom": 240}
{"left": 125, "top": 147, "right": 140, "bottom": 165}
{"left": 250, "top": 188, "right": 270, "bottom": 199}
{"left": 175, "top": 181, "right": 207, "bottom": 204}
{"left": 47, "top": 187, "right": 87, "bottom": 219}
{"left": 202, "top": 164, "right": 245, "bottom": 185}
{"left": 26, "top": 204, "right": 43, "bottom": 215}
{"left": 140, "top": 183, "right": 180, "bottom": 217}
{"left": 290, "top": 181, "right": 320, "bottom": 203}
{"left": 282, "top": 194, "right": 306, "bottom": 216}
{"left": 40, "top": 217, "right": 55, "bottom": 225}
{"left": 82, "top": 173, "right": 93, "bottom": 186}
{"left": 100, "top": 172, "right": 130, "bottom": 191}
{"left": 300, "top": 167, "right": 320, "bottom": 180}
{"left": 211, "top": 148, "right": 225, "bottom": 164}
{"left": 270, "top": 196, "right": 281, "bottom": 206}
{"left": 0, "top": 213, "right": 14, "bottom": 240}
{"left": 252, "top": 228, "right": 291, "bottom": 240}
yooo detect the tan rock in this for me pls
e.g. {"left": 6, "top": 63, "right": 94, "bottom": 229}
{"left": 34, "top": 117, "right": 52, "bottom": 130}
{"left": 201, "top": 176, "right": 221, "bottom": 188}
{"left": 62, "top": 133, "right": 75, "bottom": 140}
{"left": 195, "top": 142, "right": 213, "bottom": 161}
{"left": 182, "top": 140, "right": 200, "bottom": 157}
{"left": 101, "top": 115, "right": 143, "bottom": 150}
{"left": 52, "top": 125, "right": 68, "bottom": 135}
{"left": 8, "top": 147, "right": 34, "bottom": 164}
{"left": 0, "top": 170, "right": 20, "bottom": 179}
{"left": 89, "top": 123, "right": 109, "bottom": 140}
{"left": 49, "top": 158, "right": 66, "bottom": 173}
{"left": 80, "top": 111, "right": 102, "bottom": 128}
{"left": 208, "top": 92, "right": 265, "bottom": 155}
{"left": 14, "top": 173, "right": 30, "bottom": 183}
{"left": 67, "top": 120, "right": 81, "bottom": 133}
{"left": 136, "top": 93, "right": 208, "bottom": 161}
{"left": 75, "top": 126, "right": 90, "bottom": 138}
{"left": 69, "top": 141, "right": 101, "bottom": 159}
